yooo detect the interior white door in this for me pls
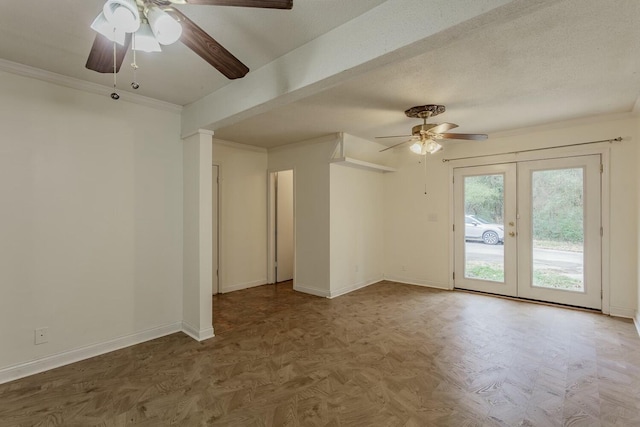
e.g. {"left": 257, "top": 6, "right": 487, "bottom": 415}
{"left": 276, "top": 170, "right": 294, "bottom": 282}
{"left": 212, "top": 165, "right": 219, "bottom": 295}
{"left": 454, "top": 164, "right": 517, "bottom": 296}
{"left": 517, "top": 155, "right": 601, "bottom": 309}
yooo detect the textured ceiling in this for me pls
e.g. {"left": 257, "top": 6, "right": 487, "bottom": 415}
{"left": 212, "top": 0, "right": 640, "bottom": 148}
{"left": 0, "top": 0, "right": 386, "bottom": 105}
{"left": 1, "top": 0, "right": 638, "bottom": 148}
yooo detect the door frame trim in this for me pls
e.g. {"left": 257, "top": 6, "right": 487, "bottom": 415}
{"left": 212, "top": 163, "right": 221, "bottom": 294}
{"left": 448, "top": 144, "right": 610, "bottom": 314}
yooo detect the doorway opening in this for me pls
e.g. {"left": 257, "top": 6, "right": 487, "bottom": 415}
{"left": 269, "top": 169, "right": 294, "bottom": 284}
{"left": 453, "top": 155, "right": 602, "bottom": 310}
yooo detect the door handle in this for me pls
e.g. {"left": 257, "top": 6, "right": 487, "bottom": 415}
{"left": 509, "top": 231, "right": 516, "bottom": 237}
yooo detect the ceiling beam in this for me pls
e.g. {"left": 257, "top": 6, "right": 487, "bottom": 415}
{"left": 180, "top": 0, "right": 555, "bottom": 138}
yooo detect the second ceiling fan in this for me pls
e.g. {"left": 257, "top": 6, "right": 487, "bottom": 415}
{"left": 86, "top": 0, "right": 293, "bottom": 80}
{"left": 377, "top": 105, "right": 488, "bottom": 155}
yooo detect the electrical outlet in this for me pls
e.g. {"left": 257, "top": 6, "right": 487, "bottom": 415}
{"left": 34, "top": 327, "right": 48, "bottom": 345}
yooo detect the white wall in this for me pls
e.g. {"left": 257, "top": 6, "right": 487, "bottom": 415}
{"left": 384, "top": 113, "right": 639, "bottom": 315}
{"left": 383, "top": 150, "right": 451, "bottom": 288}
{"left": 330, "top": 163, "right": 385, "bottom": 296}
{"left": 268, "top": 135, "right": 338, "bottom": 297}
{"left": 213, "top": 140, "right": 268, "bottom": 293}
{"left": 0, "top": 71, "right": 183, "bottom": 376}
{"left": 329, "top": 134, "right": 388, "bottom": 297}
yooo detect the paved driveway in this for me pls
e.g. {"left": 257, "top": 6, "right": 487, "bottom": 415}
{"left": 465, "top": 242, "right": 583, "bottom": 276}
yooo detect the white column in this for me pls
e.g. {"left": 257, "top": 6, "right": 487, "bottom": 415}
{"left": 182, "top": 129, "right": 214, "bottom": 341}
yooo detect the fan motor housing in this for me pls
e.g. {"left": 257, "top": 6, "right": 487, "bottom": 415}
{"left": 412, "top": 123, "right": 439, "bottom": 135}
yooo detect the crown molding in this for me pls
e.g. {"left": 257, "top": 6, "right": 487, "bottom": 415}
{"left": 0, "top": 58, "right": 182, "bottom": 114}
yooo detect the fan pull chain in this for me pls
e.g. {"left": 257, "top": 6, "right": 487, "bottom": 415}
{"left": 424, "top": 154, "right": 428, "bottom": 195}
{"left": 110, "top": 40, "right": 119, "bottom": 100}
{"left": 131, "top": 33, "right": 139, "bottom": 90}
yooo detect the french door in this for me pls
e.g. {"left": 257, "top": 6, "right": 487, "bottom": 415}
{"left": 453, "top": 155, "right": 602, "bottom": 310}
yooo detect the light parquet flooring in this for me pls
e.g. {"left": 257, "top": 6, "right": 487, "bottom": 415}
{"left": 2, "top": 281, "right": 640, "bottom": 426}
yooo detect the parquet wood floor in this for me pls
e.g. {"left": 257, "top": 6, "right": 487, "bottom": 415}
{"left": 2, "top": 281, "right": 640, "bottom": 426}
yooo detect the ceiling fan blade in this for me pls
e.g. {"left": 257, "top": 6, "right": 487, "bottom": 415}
{"left": 375, "top": 135, "right": 412, "bottom": 139}
{"left": 438, "top": 133, "right": 488, "bottom": 141}
{"left": 379, "top": 139, "right": 414, "bottom": 152}
{"left": 172, "top": 9, "right": 249, "bottom": 79}
{"left": 428, "top": 122, "right": 459, "bottom": 134}
{"left": 182, "top": 0, "right": 293, "bottom": 9}
{"left": 85, "top": 33, "right": 131, "bottom": 73}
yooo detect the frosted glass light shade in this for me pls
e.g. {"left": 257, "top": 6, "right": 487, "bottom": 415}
{"left": 133, "top": 23, "right": 162, "bottom": 52}
{"left": 425, "top": 140, "right": 443, "bottom": 154}
{"left": 103, "top": 0, "right": 140, "bottom": 33}
{"left": 409, "top": 140, "right": 442, "bottom": 155}
{"left": 409, "top": 142, "right": 423, "bottom": 155}
{"left": 91, "top": 12, "right": 126, "bottom": 45}
{"left": 147, "top": 6, "right": 182, "bottom": 45}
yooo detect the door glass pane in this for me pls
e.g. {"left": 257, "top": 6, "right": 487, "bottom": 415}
{"left": 464, "top": 175, "right": 505, "bottom": 282}
{"left": 531, "top": 168, "right": 584, "bottom": 292}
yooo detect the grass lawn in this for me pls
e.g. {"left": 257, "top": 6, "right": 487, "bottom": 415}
{"left": 465, "top": 262, "right": 583, "bottom": 291}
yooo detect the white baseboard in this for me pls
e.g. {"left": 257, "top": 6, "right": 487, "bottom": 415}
{"left": 182, "top": 322, "right": 215, "bottom": 341}
{"left": 293, "top": 284, "right": 331, "bottom": 298}
{"left": 219, "top": 279, "right": 267, "bottom": 294}
{"left": 0, "top": 322, "right": 182, "bottom": 385}
{"left": 383, "top": 275, "right": 451, "bottom": 290}
{"left": 609, "top": 305, "right": 636, "bottom": 319}
{"left": 634, "top": 312, "right": 640, "bottom": 337}
{"left": 329, "top": 278, "right": 382, "bottom": 298}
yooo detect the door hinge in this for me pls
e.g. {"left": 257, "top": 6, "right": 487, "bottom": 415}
{"left": 275, "top": 261, "right": 278, "bottom": 267}
{"left": 453, "top": 272, "right": 455, "bottom": 280}
{"left": 600, "top": 227, "right": 603, "bottom": 237}
{"left": 600, "top": 163, "right": 603, "bottom": 173}
{"left": 453, "top": 224, "right": 455, "bottom": 232}
{"left": 216, "top": 269, "right": 218, "bottom": 277}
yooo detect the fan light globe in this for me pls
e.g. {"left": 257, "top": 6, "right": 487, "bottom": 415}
{"left": 408, "top": 139, "right": 442, "bottom": 155}
{"left": 103, "top": 0, "right": 140, "bottom": 33}
{"left": 425, "top": 141, "right": 443, "bottom": 154}
{"left": 147, "top": 6, "right": 183, "bottom": 45}
{"left": 134, "top": 22, "right": 162, "bottom": 52}
{"left": 409, "top": 142, "right": 423, "bottom": 155}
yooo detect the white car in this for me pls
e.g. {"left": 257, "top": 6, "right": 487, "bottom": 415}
{"left": 465, "top": 215, "right": 504, "bottom": 245}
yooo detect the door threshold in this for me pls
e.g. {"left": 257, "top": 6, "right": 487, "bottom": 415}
{"left": 454, "top": 287, "right": 602, "bottom": 314}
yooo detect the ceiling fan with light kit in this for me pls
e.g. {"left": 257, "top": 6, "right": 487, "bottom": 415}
{"left": 377, "top": 104, "right": 488, "bottom": 155}
{"left": 86, "top": 0, "right": 293, "bottom": 98}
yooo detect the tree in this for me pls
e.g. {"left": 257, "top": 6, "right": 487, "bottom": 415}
{"left": 531, "top": 168, "right": 583, "bottom": 243}
{"left": 463, "top": 168, "right": 584, "bottom": 243}
{"left": 464, "top": 175, "right": 504, "bottom": 223}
